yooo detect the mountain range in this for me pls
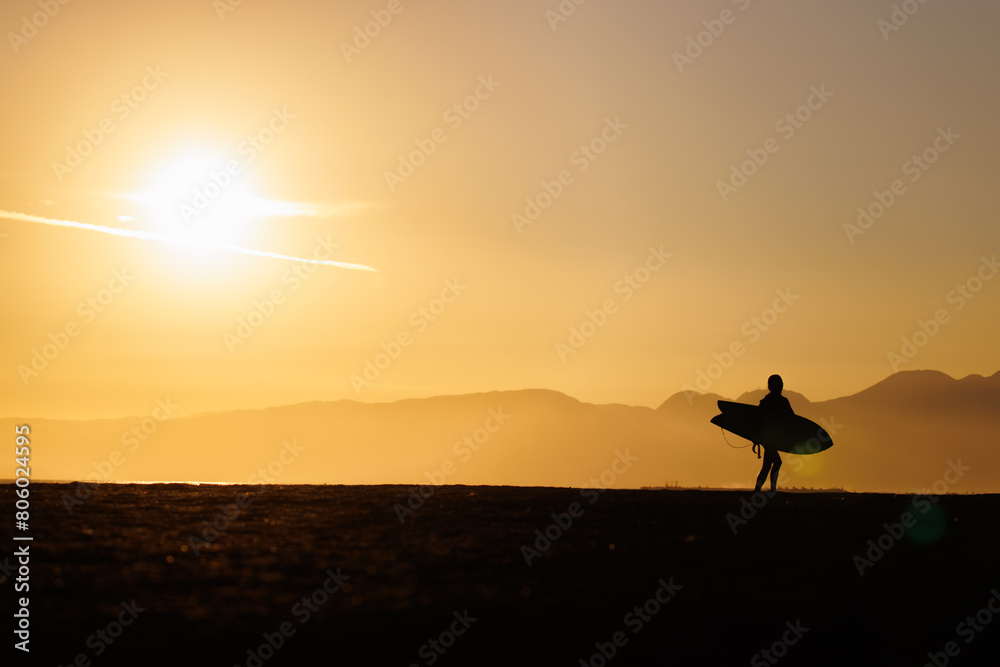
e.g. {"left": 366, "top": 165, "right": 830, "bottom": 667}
{"left": 7, "top": 369, "right": 999, "bottom": 493}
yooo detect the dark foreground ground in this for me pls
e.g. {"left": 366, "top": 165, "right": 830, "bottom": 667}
{"left": 5, "top": 484, "right": 1000, "bottom": 666}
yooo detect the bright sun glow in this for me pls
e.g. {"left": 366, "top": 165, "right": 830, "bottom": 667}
{"left": 138, "top": 151, "right": 258, "bottom": 249}
{"left": 0, "top": 150, "right": 377, "bottom": 273}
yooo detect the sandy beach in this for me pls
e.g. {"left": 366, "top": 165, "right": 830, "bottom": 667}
{"left": 7, "top": 483, "right": 999, "bottom": 665}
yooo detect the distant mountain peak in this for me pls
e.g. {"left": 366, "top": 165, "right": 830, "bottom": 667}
{"left": 827, "top": 368, "right": 1000, "bottom": 412}
{"left": 659, "top": 368, "right": 1000, "bottom": 413}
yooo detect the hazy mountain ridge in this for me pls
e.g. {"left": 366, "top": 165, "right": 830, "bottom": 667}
{"left": 819, "top": 369, "right": 1000, "bottom": 413}
{"left": 5, "top": 370, "right": 998, "bottom": 493}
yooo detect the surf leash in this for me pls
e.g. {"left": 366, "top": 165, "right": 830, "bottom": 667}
{"left": 720, "top": 427, "right": 756, "bottom": 456}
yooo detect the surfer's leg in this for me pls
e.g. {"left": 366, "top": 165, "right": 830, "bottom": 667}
{"left": 755, "top": 459, "right": 770, "bottom": 492}
{"left": 768, "top": 452, "right": 782, "bottom": 492}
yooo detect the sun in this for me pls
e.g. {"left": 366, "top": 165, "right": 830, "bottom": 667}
{"left": 112, "top": 150, "right": 375, "bottom": 275}
{"left": 137, "top": 149, "right": 260, "bottom": 250}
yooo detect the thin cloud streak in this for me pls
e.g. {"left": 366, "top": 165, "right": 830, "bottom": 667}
{"left": 0, "top": 209, "right": 377, "bottom": 271}
{"left": 119, "top": 192, "right": 382, "bottom": 220}
{"left": 241, "top": 197, "right": 382, "bottom": 219}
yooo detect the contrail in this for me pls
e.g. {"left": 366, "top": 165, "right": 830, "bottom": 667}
{"left": 0, "top": 210, "right": 376, "bottom": 271}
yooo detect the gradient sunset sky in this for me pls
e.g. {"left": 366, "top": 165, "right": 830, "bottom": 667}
{"left": 2, "top": 0, "right": 997, "bottom": 419}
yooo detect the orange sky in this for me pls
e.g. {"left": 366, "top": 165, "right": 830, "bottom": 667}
{"left": 2, "top": 0, "right": 998, "bottom": 419}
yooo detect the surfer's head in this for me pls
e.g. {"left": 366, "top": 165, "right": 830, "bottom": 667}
{"left": 767, "top": 374, "right": 783, "bottom": 393}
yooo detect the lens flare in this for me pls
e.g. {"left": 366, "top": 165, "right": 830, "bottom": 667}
{"left": 906, "top": 501, "right": 947, "bottom": 544}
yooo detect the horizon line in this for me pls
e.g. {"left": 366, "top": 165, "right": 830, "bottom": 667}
{"left": 9, "top": 480, "right": 997, "bottom": 495}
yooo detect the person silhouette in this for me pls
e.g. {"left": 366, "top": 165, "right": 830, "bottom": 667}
{"left": 754, "top": 374, "right": 794, "bottom": 492}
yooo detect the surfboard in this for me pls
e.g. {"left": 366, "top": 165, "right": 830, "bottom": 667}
{"left": 709, "top": 400, "right": 833, "bottom": 455}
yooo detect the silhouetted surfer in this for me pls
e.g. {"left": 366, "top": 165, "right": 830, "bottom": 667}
{"left": 754, "top": 374, "right": 793, "bottom": 492}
